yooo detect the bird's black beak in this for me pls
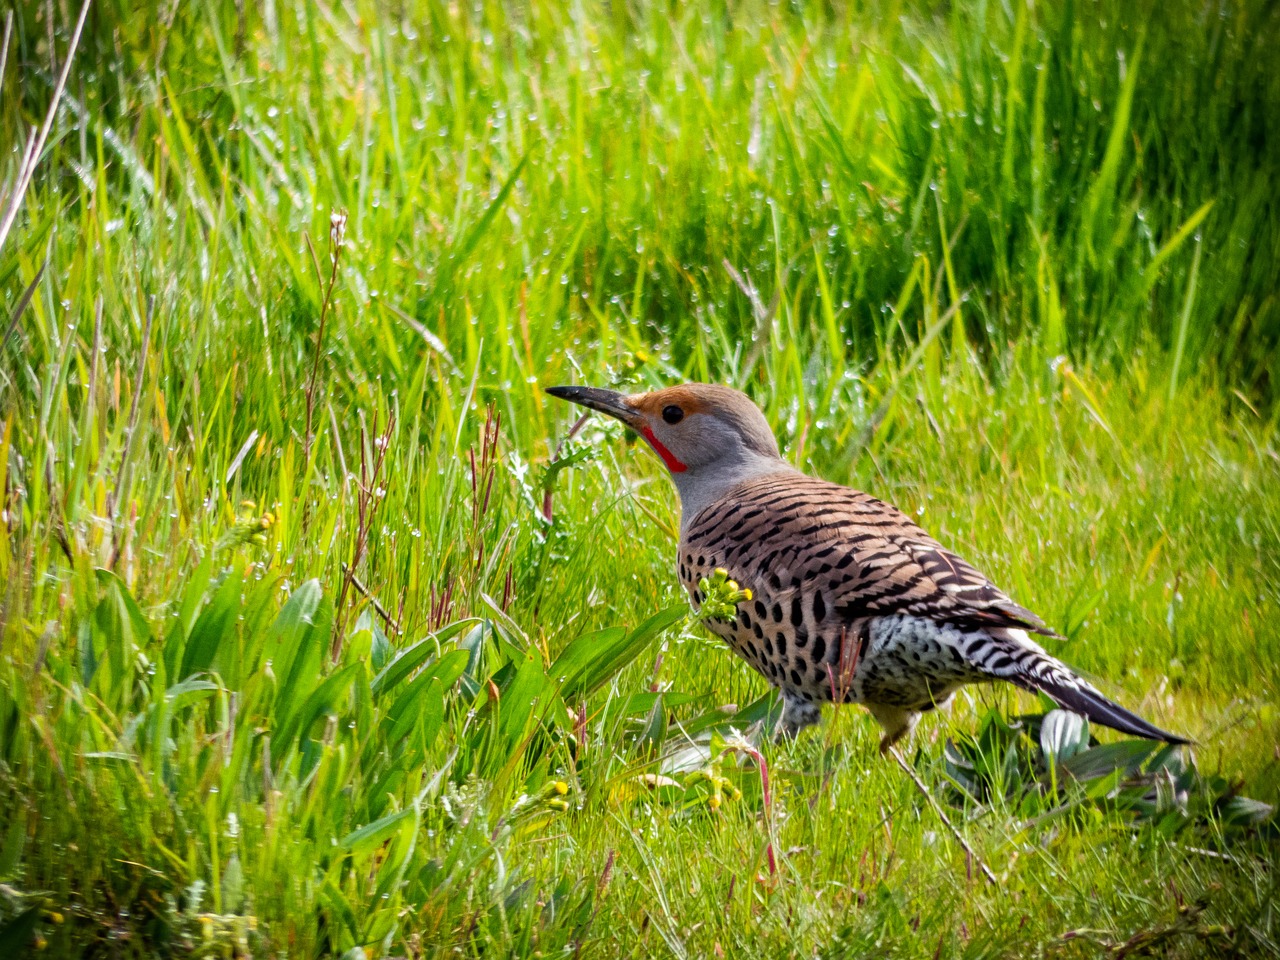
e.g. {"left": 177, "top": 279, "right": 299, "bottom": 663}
{"left": 545, "top": 385, "right": 640, "bottom": 427}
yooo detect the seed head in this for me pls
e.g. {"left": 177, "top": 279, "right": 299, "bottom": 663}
{"left": 329, "top": 209, "right": 348, "bottom": 258}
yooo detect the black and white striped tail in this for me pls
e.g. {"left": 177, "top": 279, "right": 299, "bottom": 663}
{"left": 1023, "top": 673, "right": 1190, "bottom": 744}
{"left": 987, "top": 633, "right": 1190, "bottom": 745}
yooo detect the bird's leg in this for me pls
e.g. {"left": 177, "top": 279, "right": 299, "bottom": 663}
{"left": 776, "top": 694, "right": 823, "bottom": 741}
{"left": 866, "top": 703, "right": 920, "bottom": 755}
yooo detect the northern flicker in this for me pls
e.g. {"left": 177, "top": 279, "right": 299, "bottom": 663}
{"left": 547, "top": 382, "right": 1188, "bottom": 751}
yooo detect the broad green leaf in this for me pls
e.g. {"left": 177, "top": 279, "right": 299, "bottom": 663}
{"left": 180, "top": 568, "right": 242, "bottom": 679}
{"left": 78, "top": 619, "right": 96, "bottom": 689}
{"left": 553, "top": 605, "right": 686, "bottom": 700}
{"left": 419, "top": 678, "right": 447, "bottom": 744}
{"left": 372, "top": 619, "right": 478, "bottom": 697}
{"left": 149, "top": 679, "right": 219, "bottom": 773}
{"left": 318, "top": 875, "right": 360, "bottom": 944}
{"left": 177, "top": 551, "right": 215, "bottom": 639}
{"left": 91, "top": 569, "right": 150, "bottom": 699}
{"left": 273, "top": 663, "right": 359, "bottom": 760}
{"left": 637, "top": 694, "right": 669, "bottom": 751}
{"left": 386, "top": 650, "right": 469, "bottom": 742}
{"left": 161, "top": 619, "right": 186, "bottom": 689}
{"left": 681, "top": 691, "right": 777, "bottom": 738}
{"left": 1061, "top": 740, "right": 1159, "bottom": 782}
{"left": 239, "top": 574, "right": 287, "bottom": 677}
{"left": 500, "top": 650, "right": 551, "bottom": 749}
{"left": 549, "top": 626, "right": 624, "bottom": 696}
{"left": 163, "top": 551, "right": 215, "bottom": 679}
{"left": 93, "top": 569, "right": 150, "bottom": 645}
{"left": 369, "top": 621, "right": 393, "bottom": 672}
{"left": 458, "top": 620, "right": 497, "bottom": 699}
{"left": 268, "top": 580, "right": 333, "bottom": 726}
{"left": 165, "top": 677, "right": 221, "bottom": 706}
{"left": 339, "top": 806, "right": 416, "bottom": 855}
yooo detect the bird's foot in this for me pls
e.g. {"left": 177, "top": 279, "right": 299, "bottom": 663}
{"left": 867, "top": 703, "right": 920, "bottom": 756}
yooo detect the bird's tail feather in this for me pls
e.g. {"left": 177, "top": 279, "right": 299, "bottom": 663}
{"left": 1011, "top": 670, "right": 1190, "bottom": 745}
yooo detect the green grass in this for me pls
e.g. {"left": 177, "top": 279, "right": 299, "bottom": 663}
{"left": 2, "top": 0, "right": 1279, "bottom": 955}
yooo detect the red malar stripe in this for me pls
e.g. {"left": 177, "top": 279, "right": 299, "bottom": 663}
{"left": 640, "top": 426, "right": 687, "bottom": 473}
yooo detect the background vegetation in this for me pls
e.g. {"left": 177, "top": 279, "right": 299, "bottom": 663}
{"left": 1, "top": 0, "right": 1278, "bottom": 955}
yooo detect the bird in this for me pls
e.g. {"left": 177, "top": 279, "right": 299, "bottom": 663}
{"left": 546, "top": 382, "right": 1188, "bottom": 752}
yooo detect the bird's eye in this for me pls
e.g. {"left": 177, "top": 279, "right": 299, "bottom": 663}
{"left": 662, "top": 405, "right": 684, "bottom": 424}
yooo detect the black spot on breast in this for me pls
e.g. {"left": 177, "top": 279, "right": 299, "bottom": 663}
{"left": 790, "top": 668, "right": 802, "bottom": 686}
{"left": 753, "top": 622, "right": 764, "bottom": 639}
{"left": 754, "top": 600, "right": 767, "bottom": 619}
{"left": 811, "top": 635, "right": 827, "bottom": 663}
{"left": 746, "top": 641, "right": 758, "bottom": 659}
{"left": 697, "top": 555, "right": 705, "bottom": 566}
{"left": 686, "top": 554, "right": 693, "bottom": 565}
{"left": 813, "top": 591, "right": 826, "bottom": 622}
{"left": 771, "top": 603, "right": 783, "bottom": 623}
{"left": 794, "top": 627, "right": 808, "bottom": 649}
{"left": 738, "top": 610, "right": 751, "bottom": 628}
{"left": 764, "top": 636, "right": 774, "bottom": 656}
{"left": 790, "top": 598, "right": 803, "bottom": 627}
{"left": 776, "top": 632, "right": 787, "bottom": 656}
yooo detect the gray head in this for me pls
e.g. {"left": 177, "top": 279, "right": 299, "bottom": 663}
{"left": 545, "top": 382, "right": 793, "bottom": 525}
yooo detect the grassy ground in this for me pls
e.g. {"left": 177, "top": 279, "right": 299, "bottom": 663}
{"left": 2, "top": 0, "right": 1279, "bottom": 956}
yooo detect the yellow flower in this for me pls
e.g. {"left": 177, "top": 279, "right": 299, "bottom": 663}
{"left": 696, "top": 568, "right": 754, "bottom": 622}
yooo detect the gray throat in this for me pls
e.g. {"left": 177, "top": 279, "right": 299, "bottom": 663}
{"left": 671, "top": 453, "right": 797, "bottom": 535}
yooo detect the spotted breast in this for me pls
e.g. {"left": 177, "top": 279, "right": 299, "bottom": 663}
{"left": 679, "top": 472, "right": 1068, "bottom": 746}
